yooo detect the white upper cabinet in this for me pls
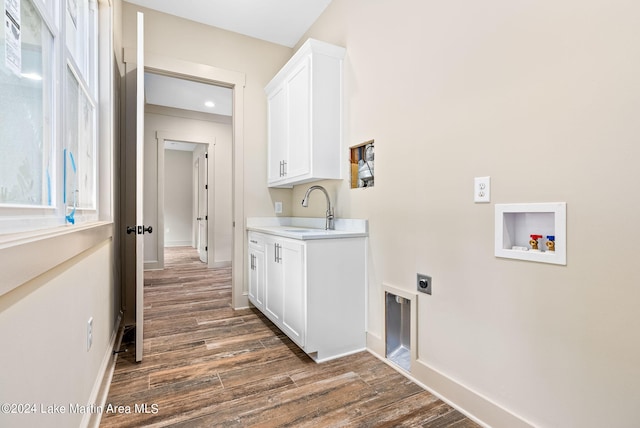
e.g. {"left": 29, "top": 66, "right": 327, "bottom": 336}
{"left": 265, "top": 39, "right": 346, "bottom": 188}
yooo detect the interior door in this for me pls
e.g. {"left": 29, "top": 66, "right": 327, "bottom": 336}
{"left": 134, "top": 11, "right": 145, "bottom": 362}
{"left": 197, "top": 152, "right": 208, "bottom": 263}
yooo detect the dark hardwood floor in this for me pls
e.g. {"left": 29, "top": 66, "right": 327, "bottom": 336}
{"left": 100, "top": 247, "right": 479, "bottom": 427}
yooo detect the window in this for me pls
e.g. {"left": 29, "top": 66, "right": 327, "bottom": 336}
{"left": 0, "top": 0, "right": 54, "bottom": 208}
{"left": 0, "top": 0, "right": 98, "bottom": 233}
{"left": 65, "top": 66, "right": 96, "bottom": 212}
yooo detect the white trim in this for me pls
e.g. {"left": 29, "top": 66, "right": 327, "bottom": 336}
{"left": 494, "top": 202, "right": 567, "bottom": 265}
{"left": 368, "top": 319, "right": 535, "bottom": 427}
{"left": 156, "top": 131, "right": 216, "bottom": 270}
{"left": 83, "top": 311, "right": 122, "bottom": 428}
{"left": 0, "top": 222, "right": 113, "bottom": 296}
{"left": 382, "top": 283, "right": 418, "bottom": 372}
{"left": 124, "top": 49, "right": 247, "bottom": 309}
{"left": 97, "top": 0, "right": 114, "bottom": 222}
{"left": 212, "top": 261, "right": 232, "bottom": 268}
{"left": 367, "top": 350, "right": 493, "bottom": 428}
{"left": 165, "top": 240, "right": 193, "bottom": 247}
{"left": 368, "top": 349, "right": 535, "bottom": 428}
{"left": 411, "top": 358, "right": 535, "bottom": 428}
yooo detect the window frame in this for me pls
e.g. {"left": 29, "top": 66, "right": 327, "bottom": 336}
{"left": 0, "top": 0, "right": 113, "bottom": 297}
{"left": 0, "top": 0, "right": 100, "bottom": 234}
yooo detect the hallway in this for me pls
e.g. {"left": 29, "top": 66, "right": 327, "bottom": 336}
{"left": 100, "top": 247, "right": 479, "bottom": 427}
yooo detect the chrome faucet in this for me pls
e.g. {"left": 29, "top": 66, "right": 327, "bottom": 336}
{"left": 301, "top": 185, "right": 334, "bottom": 230}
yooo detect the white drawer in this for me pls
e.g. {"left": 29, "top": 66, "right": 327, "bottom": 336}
{"left": 248, "top": 232, "right": 265, "bottom": 249}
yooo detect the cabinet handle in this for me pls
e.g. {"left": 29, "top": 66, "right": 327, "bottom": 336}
{"left": 250, "top": 254, "right": 254, "bottom": 270}
{"left": 274, "top": 243, "right": 282, "bottom": 263}
{"left": 279, "top": 161, "right": 284, "bottom": 177}
{"left": 250, "top": 240, "right": 258, "bottom": 244}
{"left": 282, "top": 161, "right": 287, "bottom": 176}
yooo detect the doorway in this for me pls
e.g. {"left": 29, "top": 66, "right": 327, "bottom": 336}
{"left": 154, "top": 132, "right": 231, "bottom": 271}
{"left": 121, "top": 48, "right": 248, "bottom": 362}
{"left": 135, "top": 63, "right": 241, "bottom": 275}
{"left": 161, "top": 140, "right": 210, "bottom": 266}
{"left": 195, "top": 149, "right": 208, "bottom": 264}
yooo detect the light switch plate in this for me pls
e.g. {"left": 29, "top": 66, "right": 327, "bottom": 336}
{"left": 274, "top": 201, "right": 283, "bottom": 214}
{"left": 474, "top": 176, "right": 491, "bottom": 203}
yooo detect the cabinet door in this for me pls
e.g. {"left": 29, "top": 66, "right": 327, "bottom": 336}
{"left": 248, "top": 248, "right": 265, "bottom": 310}
{"left": 284, "top": 58, "right": 311, "bottom": 180}
{"left": 267, "top": 85, "right": 287, "bottom": 184}
{"left": 264, "top": 238, "right": 284, "bottom": 322}
{"left": 281, "top": 240, "right": 306, "bottom": 346}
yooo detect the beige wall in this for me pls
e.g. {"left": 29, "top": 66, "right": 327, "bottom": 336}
{"left": 164, "top": 149, "right": 194, "bottom": 246}
{"left": 143, "top": 106, "right": 233, "bottom": 265}
{"left": 292, "top": 0, "right": 640, "bottom": 427}
{"left": 0, "top": 240, "right": 116, "bottom": 427}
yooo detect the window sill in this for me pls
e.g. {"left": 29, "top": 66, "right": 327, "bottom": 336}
{"left": 0, "top": 221, "right": 114, "bottom": 297}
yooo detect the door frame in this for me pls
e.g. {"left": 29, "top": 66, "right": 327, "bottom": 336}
{"left": 155, "top": 133, "right": 215, "bottom": 269}
{"left": 195, "top": 150, "right": 208, "bottom": 264}
{"left": 123, "top": 49, "right": 248, "bottom": 310}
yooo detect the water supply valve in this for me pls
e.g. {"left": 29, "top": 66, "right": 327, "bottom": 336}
{"left": 529, "top": 235, "right": 543, "bottom": 251}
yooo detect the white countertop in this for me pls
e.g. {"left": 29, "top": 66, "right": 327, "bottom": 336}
{"left": 246, "top": 217, "right": 368, "bottom": 240}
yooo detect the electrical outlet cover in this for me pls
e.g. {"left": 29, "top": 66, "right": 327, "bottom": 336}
{"left": 474, "top": 176, "right": 491, "bottom": 203}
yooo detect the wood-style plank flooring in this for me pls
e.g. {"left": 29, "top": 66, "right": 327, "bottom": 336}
{"left": 101, "top": 247, "right": 479, "bottom": 427}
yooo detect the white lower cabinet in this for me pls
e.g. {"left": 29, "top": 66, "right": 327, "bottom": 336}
{"left": 266, "top": 236, "right": 305, "bottom": 346}
{"left": 247, "top": 231, "right": 366, "bottom": 362}
{"left": 248, "top": 234, "right": 265, "bottom": 310}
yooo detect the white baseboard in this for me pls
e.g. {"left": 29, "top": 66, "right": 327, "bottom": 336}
{"left": 410, "top": 358, "right": 534, "bottom": 428}
{"left": 366, "top": 331, "right": 384, "bottom": 356}
{"left": 144, "top": 260, "right": 161, "bottom": 270}
{"left": 213, "top": 260, "right": 231, "bottom": 268}
{"left": 165, "top": 241, "right": 192, "bottom": 247}
{"left": 365, "top": 345, "right": 535, "bottom": 428}
{"left": 84, "top": 313, "right": 123, "bottom": 428}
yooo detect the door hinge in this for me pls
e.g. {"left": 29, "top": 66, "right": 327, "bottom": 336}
{"left": 205, "top": 153, "right": 208, "bottom": 159}
{"left": 205, "top": 184, "right": 208, "bottom": 189}
{"left": 205, "top": 246, "right": 208, "bottom": 251}
{"left": 205, "top": 215, "right": 208, "bottom": 220}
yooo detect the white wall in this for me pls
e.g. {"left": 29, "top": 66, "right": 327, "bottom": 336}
{"left": 164, "top": 149, "right": 193, "bottom": 246}
{"left": 292, "top": 0, "right": 640, "bottom": 427}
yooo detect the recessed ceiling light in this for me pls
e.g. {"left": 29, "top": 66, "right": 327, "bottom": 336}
{"left": 204, "top": 101, "right": 215, "bottom": 108}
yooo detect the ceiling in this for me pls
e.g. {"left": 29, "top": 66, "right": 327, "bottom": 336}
{"left": 135, "top": 0, "right": 332, "bottom": 120}
{"left": 145, "top": 73, "right": 232, "bottom": 116}
{"left": 126, "top": 0, "right": 332, "bottom": 48}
